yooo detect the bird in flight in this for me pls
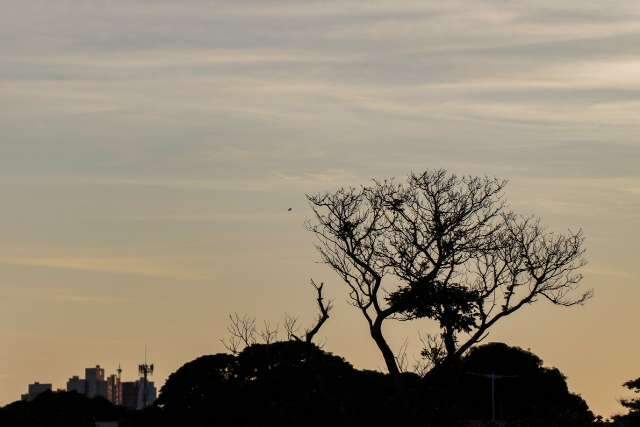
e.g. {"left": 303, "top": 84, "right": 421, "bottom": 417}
{"left": 288, "top": 208, "right": 293, "bottom": 212}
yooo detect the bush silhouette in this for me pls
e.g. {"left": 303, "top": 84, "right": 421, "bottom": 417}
{"left": 0, "top": 390, "right": 126, "bottom": 427}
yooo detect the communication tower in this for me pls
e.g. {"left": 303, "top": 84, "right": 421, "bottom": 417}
{"left": 138, "top": 347, "right": 154, "bottom": 409}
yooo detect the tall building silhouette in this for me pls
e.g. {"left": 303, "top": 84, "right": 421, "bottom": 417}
{"left": 66, "top": 365, "right": 109, "bottom": 401}
{"left": 85, "top": 365, "right": 107, "bottom": 399}
{"left": 66, "top": 376, "right": 86, "bottom": 394}
{"left": 106, "top": 374, "right": 122, "bottom": 405}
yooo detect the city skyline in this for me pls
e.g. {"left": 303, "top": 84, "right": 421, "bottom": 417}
{"left": 21, "top": 362, "right": 156, "bottom": 410}
{"left": 2, "top": 0, "right": 640, "bottom": 418}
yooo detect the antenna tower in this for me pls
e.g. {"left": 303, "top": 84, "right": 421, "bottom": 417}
{"left": 138, "top": 346, "right": 154, "bottom": 409}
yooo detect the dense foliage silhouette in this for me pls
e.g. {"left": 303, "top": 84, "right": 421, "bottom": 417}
{"left": 156, "top": 353, "right": 239, "bottom": 425}
{"left": 0, "top": 342, "right": 601, "bottom": 426}
{"left": 611, "top": 376, "right": 640, "bottom": 426}
{"left": 144, "top": 341, "right": 595, "bottom": 426}
{"left": 423, "top": 342, "right": 594, "bottom": 426}
{"left": 0, "top": 390, "right": 129, "bottom": 427}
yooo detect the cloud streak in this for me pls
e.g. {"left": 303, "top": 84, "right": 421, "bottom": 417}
{"left": 0, "top": 256, "right": 209, "bottom": 282}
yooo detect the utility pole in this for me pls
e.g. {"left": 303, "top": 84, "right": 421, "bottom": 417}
{"left": 467, "top": 371, "right": 518, "bottom": 423}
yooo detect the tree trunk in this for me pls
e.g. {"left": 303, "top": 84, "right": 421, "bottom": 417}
{"left": 370, "top": 319, "right": 400, "bottom": 377}
{"left": 443, "top": 326, "right": 457, "bottom": 360}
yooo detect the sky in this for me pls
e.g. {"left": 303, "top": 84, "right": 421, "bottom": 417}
{"left": 1, "top": 0, "right": 640, "bottom": 417}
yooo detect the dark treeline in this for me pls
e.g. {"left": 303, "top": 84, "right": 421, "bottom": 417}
{"left": 2, "top": 340, "right": 638, "bottom": 426}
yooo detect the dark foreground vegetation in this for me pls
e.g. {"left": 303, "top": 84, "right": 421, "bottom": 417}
{"left": 2, "top": 340, "right": 639, "bottom": 426}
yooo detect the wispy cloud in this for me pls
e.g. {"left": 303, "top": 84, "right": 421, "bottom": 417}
{"left": 0, "top": 256, "right": 209, "bottom": 281}
{"left": 52, "top": 294, "right": 129, "bottom": 305}
{"left": 69, "top": 169, "right": 367, "bottom": 193}
{"left": 7, "top": 48, "right": 349, "bottom": 69}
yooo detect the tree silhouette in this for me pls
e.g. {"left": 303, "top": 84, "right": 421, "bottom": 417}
{"left": 622, "top": 377, "right": 640, "bottom": 413}
{"left": 151, "top": 340, "right": 595, "bottom": 427}
{"left": 422, "top": 342, "right": 595, "bottom": 426}
{"left": 156, "top": 341, "right": 372, "bottom": 427}
{"left": 308, "top": 169, "right": 590, "bottom": 375}
{"left": 612, "top": 377, "right": 640, "bottom": 426}
{"left": 156, "top": 354, "right": 241, "bottom": 426}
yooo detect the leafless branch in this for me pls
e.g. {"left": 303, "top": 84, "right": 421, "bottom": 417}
{"left": 395, "top": 338, "right": 410, "bottom": 373}
{"left": 259, "top": 320, "right": 280, "bottom": 344}
{"left": 220, "top": 335, "right": 242, "bottom": 355}
{"left": 283, "top": 314, "right": 300, "bottom": 341}
{"left": 220, "top": 313, "right": 257, "bottom": 355}
{"left": 303, "top": 279, "right": 333, "bottom": 343}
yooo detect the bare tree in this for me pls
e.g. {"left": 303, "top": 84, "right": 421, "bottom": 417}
{"left": 221, "top": 315, "right": 282, "bottom": 354}
{"left": 259, "top": 320, "right": 280, "bottom": 345}
{"left": 283, "top": 314, "right": 300, "bottom": 340}
{"left": 221, "top": 280, "right": 333, "bottom": 354}
{"left": 221, "top": 313, "right": 257, "bottom": 355}
{"left": 308, "top": 169, "right": 590, "bottom": 376}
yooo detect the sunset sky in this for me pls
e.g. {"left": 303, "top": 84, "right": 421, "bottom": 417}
{"left": 2, "top": 0, "right": 640, "bottom": 417}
